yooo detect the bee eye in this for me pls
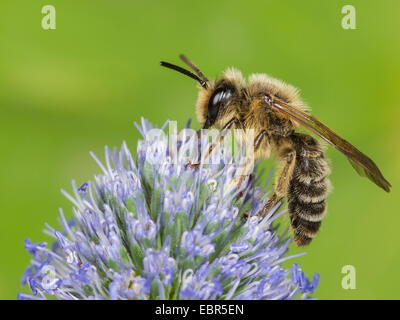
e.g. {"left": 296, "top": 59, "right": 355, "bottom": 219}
{"left": 212, "top": 90, "right": 232, "bottom": 107}
{"left": 205, "top": 88, "right": 233, "bottom": 128}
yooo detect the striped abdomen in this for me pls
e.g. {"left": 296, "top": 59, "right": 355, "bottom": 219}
{"left": 288, "top": 133, "right": 331, "bottom": 246}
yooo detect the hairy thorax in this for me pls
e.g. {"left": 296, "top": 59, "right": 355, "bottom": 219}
{"left": 242, "top": 94, "right": 296, "bottom": 137}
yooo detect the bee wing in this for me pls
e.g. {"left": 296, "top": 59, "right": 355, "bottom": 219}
{"left": 268, "top": 98, "right": 391, "bottom": 192}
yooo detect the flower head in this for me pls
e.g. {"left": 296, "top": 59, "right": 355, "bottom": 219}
{"left": 19, "top": 118, "right": 319, "bottom": 300}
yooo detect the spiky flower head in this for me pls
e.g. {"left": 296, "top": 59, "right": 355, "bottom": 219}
{"left": 19, "top": 118, "right": 319, "bottom": 300}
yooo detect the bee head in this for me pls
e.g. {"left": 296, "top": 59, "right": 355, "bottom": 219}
{"left": 196, "top": 68, "right": 244, "bottom": 129}
{"left": 160, "top": 55, "right": 244, "bottom": 129}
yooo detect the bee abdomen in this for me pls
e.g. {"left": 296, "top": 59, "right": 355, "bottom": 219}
{"left": 287, "top": 134, "right": 331, "bottom": 246}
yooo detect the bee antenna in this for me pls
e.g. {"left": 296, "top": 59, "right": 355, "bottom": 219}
{"left": 160, "top": 61, "right": 208, "bottom": 88}
{"left": 179, "top": 54, "right": 209, "bottom": 84}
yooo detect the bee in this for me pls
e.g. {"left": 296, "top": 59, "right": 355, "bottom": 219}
{"left": 160, "top": 55, "right": 391, "bottom": 246}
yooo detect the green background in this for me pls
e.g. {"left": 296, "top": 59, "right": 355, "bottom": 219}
{"left": 1, "top": 0, "right": 399, "bottom": 300}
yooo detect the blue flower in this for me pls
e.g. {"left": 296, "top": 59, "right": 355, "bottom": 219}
{"left": 19, "top": 118, "right": 319, "bottom": 300}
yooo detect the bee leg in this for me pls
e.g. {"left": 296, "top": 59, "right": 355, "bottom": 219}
{"left": 237, "top": 130, "right": 271, "bottom": 206}
{"left": 255, "top": 147, "right": 296, "bottom": 217}
{"left": 186, "top": 118, "right": 242, "bottom": 169}
{"left": 185, "top": 130, "right": 202, "bottom": 169}
{"left": 235, "top": 130, "right": 269, "bottom": 189}
{"left": 203, "top": 117, "right": 242, "bottom": 162}
{"left": 187, "top": 160, "right": 201, "bottom": 169}
{"left": 235, "top": 167, "right": 251, "bottom": 189}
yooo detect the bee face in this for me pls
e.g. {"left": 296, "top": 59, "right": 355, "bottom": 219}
{"left": 196, "top": 68, "right": 244, "bottom": 129}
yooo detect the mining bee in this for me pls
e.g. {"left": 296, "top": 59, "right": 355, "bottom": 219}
{"left": 160, "top": 55, "right": 391, "bottom": 246}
